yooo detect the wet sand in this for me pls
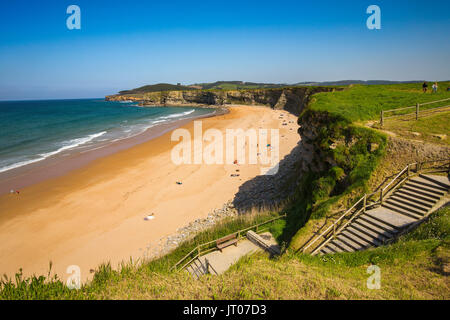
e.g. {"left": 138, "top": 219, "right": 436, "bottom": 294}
{"left": 0, "top": 105, "right": 300, "bottom": 283}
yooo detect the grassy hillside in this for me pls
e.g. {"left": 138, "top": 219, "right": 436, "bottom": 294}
{"left": 118, "top": 83, "right": 197, "bottom": 94}
{"left": 310, "top": 82, "right": 450, "bottom": 122}
{"left": 2, "top": 82, "right": 449, "bottom": 300}
{"left": 1, "top": 206, "right": 447, "bottom": 300}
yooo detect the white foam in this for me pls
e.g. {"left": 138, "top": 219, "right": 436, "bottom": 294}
{"left": 0, "top": 131, "right": 107, "bottom": 173}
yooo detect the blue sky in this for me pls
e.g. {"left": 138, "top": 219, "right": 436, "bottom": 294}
{"left": 0, "top": 0, "right": 449, "bottom": 100}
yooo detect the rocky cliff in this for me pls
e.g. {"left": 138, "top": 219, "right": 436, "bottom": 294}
{"left": 106, "top": 87, "right": 338, "bottom": 115}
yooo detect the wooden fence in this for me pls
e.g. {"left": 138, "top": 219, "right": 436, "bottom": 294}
{"left": 380, "top": 97, "right": 450, "bottom": 127}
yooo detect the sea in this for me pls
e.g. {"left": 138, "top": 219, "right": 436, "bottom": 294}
{"left": 0, "top": 98, "right": 214, "bottom": 174}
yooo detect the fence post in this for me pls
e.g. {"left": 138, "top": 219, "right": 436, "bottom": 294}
{"left": 363, "top": 194, "right": 367, "bottom": 213}
{"left": 416, "top": 103, "right": 419, "bottom": 120}
{"left": 380, "top": 189, "right": 383, "bottom": 205}
{"left": 380, "top": 110, "right": 384, "bottom": 127}
{"left": 407, "top": 164, "right": 410, "bottom": 177}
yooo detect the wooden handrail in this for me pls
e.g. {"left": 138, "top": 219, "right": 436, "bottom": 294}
{"left": 301, "top": 195, "right": 366, "bottom": 253}
{"left": 170, "top": 213, "right": 287, "bottom": 272}
{"left": 300, "top": 158, "right": 450, "bottom": 255}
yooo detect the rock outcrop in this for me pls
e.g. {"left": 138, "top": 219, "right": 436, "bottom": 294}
{"left": 106, "top": 87, "right": 338, "bottom": 115}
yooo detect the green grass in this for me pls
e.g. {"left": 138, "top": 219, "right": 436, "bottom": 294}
{"left": 2, "top": 82, "right": 449, "bottom": 300}
{"left": 2, "top": 206, "right": 447, "bottom": 300}
{"left": 310, "top": 82, "right": 450, "bottom": 122}
{"left": 382, "top": 110, "right": 450, "bottom": 145}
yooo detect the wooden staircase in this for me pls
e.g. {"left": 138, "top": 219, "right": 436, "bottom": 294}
{"left": 318, "top": 174, "right": 449, "bottom": 255}
{"left": 185, "top": 258, "right": 208, "bottom": 279}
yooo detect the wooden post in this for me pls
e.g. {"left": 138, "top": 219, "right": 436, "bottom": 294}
{"left": 407, "top": 164, "right": 410, "bottom": 177}
{"left": 416, "top": 103, "right": 419, "bottom": 120}
{"left": 380, "top": 189, "right": 383, "bottom": 205}
{"left": 363, "top": 194, "right": 367, "bottom": 213}
{"left": 380, "top": 110, "right": 384, "bottom": 127}
{"left": 333, "top": 224, "right": 336, "bottom": 238}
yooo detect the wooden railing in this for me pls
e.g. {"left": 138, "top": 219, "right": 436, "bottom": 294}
{"left": 170, "top": 214, "right": 287, "bottom": 272}
{"left": 380, "top": 97, "right": 450, "bottom": 127}
{"left": 299, "top": 158, "right": 450, "bottom": 255}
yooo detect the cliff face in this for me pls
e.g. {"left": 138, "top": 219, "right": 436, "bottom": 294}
{"left": 105, "top": 87, "right": 338, "bottom": 115}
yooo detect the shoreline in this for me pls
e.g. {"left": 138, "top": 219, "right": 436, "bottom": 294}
{"left": 0, "top": 106, "right": 227, "bottom": 195}
{"left": 0, "top": 105, "right": 300, "bottom": 283}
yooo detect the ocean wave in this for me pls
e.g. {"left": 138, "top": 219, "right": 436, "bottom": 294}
{"left": 0, "top": 131, "right": 107, "bottom": 173}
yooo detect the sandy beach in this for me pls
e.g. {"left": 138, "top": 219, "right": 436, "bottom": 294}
{"left": 0, "top": 105, "right": 299, "bottom": 282}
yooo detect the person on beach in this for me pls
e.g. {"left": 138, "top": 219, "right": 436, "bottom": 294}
{"left": 432, "top": 82, "right": 438, "bottom": 93}
{"left": 422, "top": 81, "right": 428, "bottom": 93}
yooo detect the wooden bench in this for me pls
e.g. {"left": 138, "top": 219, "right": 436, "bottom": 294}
{"left": 216, "top": 233, "right": 238, "bottom": 252}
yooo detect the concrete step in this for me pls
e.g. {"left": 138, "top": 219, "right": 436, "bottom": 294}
{"left": 336, "top": 233, "right": 367, "bottom": 251}
{"left": 355, "top": 216, "right": 397, "bottom": 238}
{"left": 345, "top": 226, "right": 384, "bottom": 246}
{"left": 366, "top": 208, "right": 417, "bottom": 229}
{"left": 325, "top": 241, "right": 345, "bottom": 253}
{"left": 392, "top": 191, "right": 434, "bottom": 208}
{"left": 404, "top": 181, "right": 446, "bottom": 196}
{"left": 395, "top": 189, "right": 438, "bottom": 204}
{"left": 330, "top": 239, "right": 355, "bottom": 252}
{"left": 419, "top": 174, "right": 450, "bottom": 189}
{"left": 382, "top": 203, "right": 424, "bottom": 220}
{"left": 385, "top": 198, "right": 429, "bottom": 216}
{"left": 409, "top": 177, "right": 449, "bottom": 192}
{"left": 359, "top": 213, "right": 400, "bottom": 232}
{"left": 341, "top": 229, "right": 373, "bottom": 248}
{"left": 320, "top": 246, "right": 335, "bottom": 255}
{"left": 401, "top": 185, "right": 442, "bottom": 200}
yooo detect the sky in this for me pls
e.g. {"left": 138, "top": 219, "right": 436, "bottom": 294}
{"left": 0, "top": 0, "right": 449, "bottom": 100}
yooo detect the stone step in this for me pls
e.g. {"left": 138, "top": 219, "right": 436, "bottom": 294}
{"left": 401, "top": 185, "right": 442, "bottom": 200}
{"left": 355, "top": 216, "right": 397, "bottom": 237}
{"left": 385, "top": 198, "right": 428, "bottom": 219}
{"left": 382, "top": 203, "right": 424, "bottom": 220}
{"left": 345, "top": 226, "right": 384, "bottom": 246}
{"left": 341, "top": 229, "right": 373, "bottom": 248}
{"left": 395, "top": 189, "right": 438, "bottom": 204}
{"left": 419, "top": 174, "right": 450, "bottom": 189}
{"left": 392, "top": 191, "right": 434, "bottom": 208}
{"left": 386, "top": 195, "right": 430, "bottom": 213}
{"left": 409, "top": 177, "right": 449, "bottom": 192}
{"left": 336, "top": 233, "right": 366, "bottom": 251}
{"left": 366, "top": 208, "right": 417, "bottom": 229}
{"left": 320, "top": 246, "right": 335, "bottom": 255}
{"left": 330, "top": 239, "right": 355, "bottom": 252}
{"left": 325, "top": 241, "right": 345, "bottom": 253}
{"left": 359, "top": 213, "right": 400, "bottom": 232}
{"left": 404, "top": 181, "right": 446, "bottom": 196}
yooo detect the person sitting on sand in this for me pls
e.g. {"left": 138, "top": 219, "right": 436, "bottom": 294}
{"left": 422, "top": 81, "right": 428, "bottom": 93}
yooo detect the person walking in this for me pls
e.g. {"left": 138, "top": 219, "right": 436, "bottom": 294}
{"left": 422, "top": 81, "right": 428, "bottom": 93}
{"left": 432, "top": 82, "right": 438, "bottom": 93}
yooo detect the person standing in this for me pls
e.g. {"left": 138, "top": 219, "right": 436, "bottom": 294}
{"left": 422, "top": 81, "right": 428, "bottom": 93}
{"left": 432, "top": 82, "right": 438, "bottom": 93}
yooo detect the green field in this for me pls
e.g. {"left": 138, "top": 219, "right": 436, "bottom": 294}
{"left": 310, "top": 82, "right": 450, "bottom": 122}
